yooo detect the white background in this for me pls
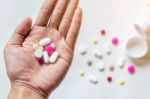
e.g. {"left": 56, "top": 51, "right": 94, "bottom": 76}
{"left": 1, "top": 0, "right": 150, "bottom": 99}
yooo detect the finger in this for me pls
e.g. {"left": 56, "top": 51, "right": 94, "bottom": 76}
{"left": 8, "top": 17, "right": 32, "bottom": 46}
{"left": 34, "top": 0, "right": 57, "bottom": 26}
{"left": 59, "top": 0, "right": 79, "bottom": 38}
{"left": 49, "top": 0, "right": 69, "bottom": 28}
{"left": 66, "top": 8, "right": 82, "bottom": 49}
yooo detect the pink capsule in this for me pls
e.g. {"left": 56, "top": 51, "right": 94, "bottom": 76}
{"left": 128, "top": 65, "right": 135, "bottom": 74}
{"left": 112, "top": 37, "right": 119, "bottom": 45}
{"left": 44, "top": 44, "right": 55, "bottom": 56}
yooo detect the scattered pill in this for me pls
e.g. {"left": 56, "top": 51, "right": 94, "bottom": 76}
{"left": 107, "top": 76, "right": 112, "bottom": 82}
{"left": 86, "top": 60, "right": 92, "bottom": 66}
{"left": 79, "top": 69, "right": 85, "bottom": 77}
{"left": 39, "top": 37, "right": 51, "bottom": 46}
{"left": 117, "top": 58, "right": 125, "bottom": 69}
{"left": 146, "top": 3, "right": 150, "bottom": 7}
{"left": 109, "top": 64, "right": 115, "bottom": 71}
{"left": 128, "top": 65, "right": 135, "bottom": 74}
{"left": 87, "top": 75, "right": 98, "bottom": 84}
{"left": 96, "top": 62, "right": 105, "bottom": 72}
{"left": 37, "top": 45, "right": 44, "bottom": 51}
{"left": 34, "top": 49, "right": 43, "bottom": 59}
{"left": 111, "top": 37, "right": 119, "bottom": 46}
{"left": 118, "top": 78, "right": 125, "bottom": 86}
{"left": 50, "top": 43, "right": 56, "bottom": 48}
{"left": 92, "top": 36, "right": 98, "bottom": 44}
{"left": 100, "top": 29, "right": 106, "bottom": 36}
{"left": 44, "top": 44, "right": 55, "bottom": 56}
{"left": 32, "top": 44, "right": 38, "bottom": 50}
{"left": 105, "top": 45, "right": 112, "bottom": 55}
{"left": 78, "top": 46, "right": 87, "bottom": 55}
{"left": 93, "top": 50, "right": 103, "bottom": 59}
{"left": 50, "top": 51, "right": 59, "bottom": 63}
{"left": 43, "top": 51, "right": 49, "bottom": 64}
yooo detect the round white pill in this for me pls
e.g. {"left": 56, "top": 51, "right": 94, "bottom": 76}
{"left": 93, "top": 50, "right": 103, "bottom": 59}
{"left": 87, "top": 75, "right": 98, "bottom": 84}
{"left": 96, "top": 62, "right": 105, "bottom": 72}
{"left": 34, "top": 49, "right": 43, "bottom": 59}
{"left": 78, "top": 46, "right": 87, "bottom": 55}
{"left": 105, "top": 45, "right": 112, "bottom": 55}
{"left": 126, "top": 36, "right": 148, "bottom": 58}
{"left": 50, "top": 51, "right": 59, "bottom": 63}
{"left": 43, "top": 51, "right": 49, "bottom": 64}
{"left": 39, "top": 37, "right": 51, "bottom": 46}
{"left": 117, "top": 57, "right": 125, "bottom": 68}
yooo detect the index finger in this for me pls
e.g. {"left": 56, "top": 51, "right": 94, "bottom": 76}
{"left": 34, "top": 0, "right": 57, "bottom": 26}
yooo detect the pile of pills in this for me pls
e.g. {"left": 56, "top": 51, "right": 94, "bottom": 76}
{"left": 33, "top": 37, "right": 59, "bottom": 64}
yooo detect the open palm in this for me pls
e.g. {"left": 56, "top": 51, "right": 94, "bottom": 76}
{"left": 4, "top": 0, "right": 82, "bottom": 98}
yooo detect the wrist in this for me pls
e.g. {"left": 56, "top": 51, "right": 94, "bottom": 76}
{"left": 8, "top": 83, "right": 47, "bottom": 99}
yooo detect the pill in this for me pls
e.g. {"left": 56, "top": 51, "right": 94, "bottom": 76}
{"left": 128, "top": 65, "right": 135, "bottom": 74}
{"left": 109, "top": 64, "right": 115, "bottom": 71}
{"left": 50, "top": 43, "right": 56, "bottom": 48}
{"left": 34, "top": 49, "right": 43, "bottom": 59}
{"left": 105, "top": 45, "right": 112, "bottom": 55}
{"left": 32, "top": 44, "right": 38, "bottom": 50}
{"left": 107, "top": 76, "right": 112, "bottom": 82}
{"left": 146, "top": 3, "right": 150, "bottom": 7}
{"left": 93, "top": 50, "right": 103, "bottom": 59}
{"left": 37, "top": 45, "right": 44, "bottom": 51}
{"left": 86, "top": 60, "right": 92, "bottom": 66}
{"left": 87, "top": 75, "right": 98, "bottom": 84}
{"left": 43, "top": 51, "right": 49, "bottom": 64}
{"left": 39, "top": 37, "right": 51, "bottom": 46}
{"left": 92, "top": 36, "right": 98, "bottom": 44}
{"left": 79, "top": 69, "right": 85, "bottom": 77}
{"left": 118, "top": 78, "right": 125, "bottom": 86}
{"left": 117, "top": 58, "right": 125, "bottom": 69}
{"left": 100, "top": 29, "right": 106, "bottom": 36}
{"left": 44, "top": 44, "right": 55, "bottom": 56}
{"left": 111, "top": 37, "right": 119, "bottom": 46}
{"left": 96, "top": 62, "right": 105, "bottom": 72}
{"left": 50, "top": 51, "right": 59, "bottom": 63}
{"left": 78, "top": 46, "right": 87, "bottom": 55}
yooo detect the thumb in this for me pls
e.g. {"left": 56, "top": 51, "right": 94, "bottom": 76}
{"left": 8, "top": 17, "right": 32, "bottom": 46}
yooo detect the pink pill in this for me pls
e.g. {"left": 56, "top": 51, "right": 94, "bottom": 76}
{"left": 44, "top": 44, "right": 55, "bottom": 56}
{"left": 128, "top": 65, "right": 135, "bottom": 74}
{"left": 111, "top": 37, "right": 119, "bottom": 45}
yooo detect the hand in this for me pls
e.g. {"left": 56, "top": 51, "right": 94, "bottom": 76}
{"left": 4, "top": 0, "right": 82, "bottom": 98}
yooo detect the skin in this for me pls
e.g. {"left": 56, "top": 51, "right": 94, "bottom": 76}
{"left": 4, "top": 0, "right": 82, "bottom": 99}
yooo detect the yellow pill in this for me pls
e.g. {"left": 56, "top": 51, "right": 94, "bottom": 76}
{"left": 79, "top": 69, "right": 85, "bottom": 77}
{"left": 37, "top": 45, "right": 44, "bottom": 51}
{"left": 92, "top": 36, "right": 98, "bottom": 44}
{"left": 118, "top": 79, "right": 125, "bottom": 86}
{"left": 146, "top": 3, "right": 150, "bottom": 7}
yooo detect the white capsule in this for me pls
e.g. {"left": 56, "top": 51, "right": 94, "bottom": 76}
{"left": 96, "top": 62, "right": 105, "bottom": 72}
{"left": 105, "top": 45, "right": 112, "bottom": 55}
{"left": 43, "top": 51, "right": 49, "bottom": 64}
{"left": 78, "top": 46, "right": 87, "bottom": 55}
{"left": 87, "top": 75, "right": 98, "bottom": 84}
{"left": 34, "top": 49, "right": 43, "bottom": 59}
{"left": 93, "top": 50, "right": 103, "bottom": 59}
{"left": 117, "top": 58, "right": 125, "bottom": 68}
{"left": 39, "top": 37, "right": 51, "bottom": 46}
{"left": 50, "top": 51, "right": 59, "bottom": 63}
{"left": 50, "top": 43, "right": 56, "bottom": 48}
{"left": 32, "top": 44, "right": 38, "bottom": 50}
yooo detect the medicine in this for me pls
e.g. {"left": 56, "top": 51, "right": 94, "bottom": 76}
{"left": 128, "top": 65, "right": 135, "bottom": 74}
{"left": 93, "top": 50, "right": 103, "bottom": 59}
{"left": 50, "top": 43, "right": 56, "bottom": 48}
{"left": 105, "top": 45, "right": 112, "bottom": 55}
{"left": 43, "top": 51, "right": 49, "bottom": 64}
{"left": 78, "top": 46, "right": 87, "bottom": 55}
{"left": 86, "top": 60, "right": 92, "bottom": 66}
{"left": 100, "top": 29, "right": 106, "bottom": 36}
{"left": 107, "top": 76, "right": 112, "bottom": 82}
{"left": 34, "top": 49, "right": 43, "bottom": 59}
{"left": 79, "top": 69, "right": 85, "bottom": 77}
{"left": 39, "top": 37, "right": 51, "bottom": 46}
{"left": 92, "top": 36, "right": 98, "bottom": 44}
{"left": 50, "top": 51, "right": 59, "bottom": 63}
{"left": 117, "top": 58, "right": 125, "bottom": 69}
{"left": 44, "top": 44, "right": 55, "bottom": 56}
{"left": 118, "top": 78, "right": 125, "bottom": 86}
{"left": 109, "top": 64, "right": 115, "bottom": 71}
{"left": 87, "top": 75, "right": 98, "bottom": 84}
{"left": 111, "top": 37, "right": 119, "bottom": 46}
{"left": 96, "top": 62, "right": 105, "bottom": 72}
{"left": 37, "top": 45, "right": 44, "bottom": 51}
